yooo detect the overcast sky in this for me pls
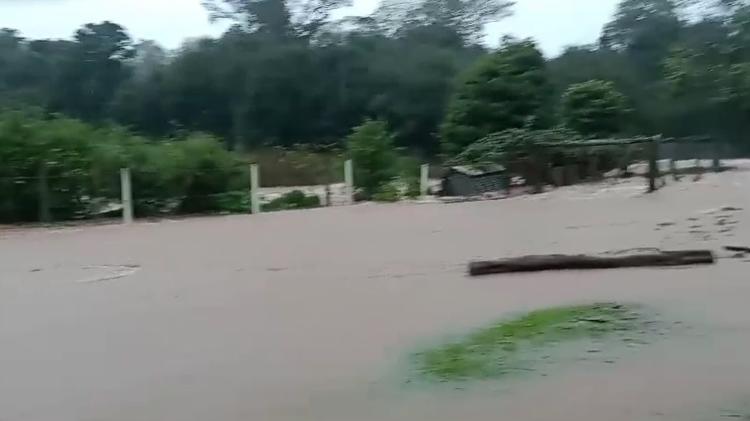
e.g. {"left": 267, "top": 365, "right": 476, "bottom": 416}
{"left": 0, "top": 0, "right": 619, "bottom": 56}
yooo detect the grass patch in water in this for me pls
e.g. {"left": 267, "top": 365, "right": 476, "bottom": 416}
{"left": 415, "top": 303, "right": 647, "bottom": 382}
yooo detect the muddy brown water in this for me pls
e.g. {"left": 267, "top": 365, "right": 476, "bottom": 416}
{"left": 2, "top": 172, "right": 750, "bottom": 421}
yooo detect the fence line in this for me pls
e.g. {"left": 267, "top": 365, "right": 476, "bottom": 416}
{"left": 0, "top": 137, "right": 736, "bottom": 225}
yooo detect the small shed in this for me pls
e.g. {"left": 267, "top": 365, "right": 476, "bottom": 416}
{"left": 441, "top": 164, "right": 507, "bottom": 197}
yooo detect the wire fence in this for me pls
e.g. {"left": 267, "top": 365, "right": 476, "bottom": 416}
{"left": 0, "top": 136, "right": 737, "bottom": 225}
{"left": 0, "top": 158, "right": 355, "bottom": 225}
{"left": 435, "top": 136, "right": 730, "bottom": 198}
{"left": 0, "top": 169, "right": 121, "bottom": 224}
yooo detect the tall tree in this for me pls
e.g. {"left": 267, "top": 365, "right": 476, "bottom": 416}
{"left": 440, "top": 38, "right": 550, "bottom": 155}
{"left": 110, "top": 41, "right": 170, "bottom": 135}
{"left": 373, "top": 0, "right": 514, "bottom": 44}
{"left": 601, "top": 0, "right": 682, "bottom": 52}
{"left": 51, "top": 22, "right": 134, "bottom": 121}
{"left": 203, "top": 0, "right": 351, "bottom": 39}
{"left": 561, "top": 80, "right": 629, "bottom": 137}
{"left": 600, "top": 0, "right": 683, "bottom": 89}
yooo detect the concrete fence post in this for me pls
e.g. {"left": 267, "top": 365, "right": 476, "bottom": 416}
{"left": 647, "top": 137, "right": 660, "bottom": 192}
{"left": 120, "top": 168, "right": 133, "bottom": 224}
{"left": 250, "top": 163, "right": 260, "bottom": 214}
{"left": 420, "top": 164, "right": 430, "bottom": 198}
{"left": 344, "top": 159, "right": 354, "bottom": 205}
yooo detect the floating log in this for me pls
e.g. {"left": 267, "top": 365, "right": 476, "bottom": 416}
{"left": 468, "top": 250, "right": 715, "bottom": 276}
{"left": 725, "top": 246, "right": 750, "bottom": 253}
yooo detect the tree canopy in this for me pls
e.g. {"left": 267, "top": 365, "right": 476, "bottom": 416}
{"left": 440, "top": 38, "right": 550, "bottom": 155}
{"left": 561, "top": 80, "right": 629, "bottom": 138}
{"left": 2, "top": 0, "right": 750, "bottom": 157}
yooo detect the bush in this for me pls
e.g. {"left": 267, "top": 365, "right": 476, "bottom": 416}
{"left": 0, "top": 111, "right": 251, "bottom": 222}
{"left": 403, "top": 176, "right": 421, "bottom": 198}
{"left": 561, "top": 80, "right": 629, "bottom": 138}
{"left": 346, "top": 119, "right": 397, "bottom": 199}
{"left": 395, "top": 155, "right": 422, "bottom": 198}
{"left": 372, "top": 183, "right": 401, "bottom": 202}
{"left": 0, "top": 111, "right": 104, "bottom": 221}
{"left": 263, "top": 190, "right": 321, "bottom": 212}
{"left": 173, "top": 134, "right": 247, "bottom": 214}
{"left": 99, "top": 132, "right": 248, "bottom": 216}
{"left": 213, "top": 191, "right": 252, "bottom": 214}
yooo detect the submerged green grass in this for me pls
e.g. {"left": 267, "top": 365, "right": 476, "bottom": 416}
{"left": 415, "top": 303, "right": 647, "bottom": 382}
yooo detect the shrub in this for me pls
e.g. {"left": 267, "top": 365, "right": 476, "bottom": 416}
{"left": 403, "top": 176, "right": 421, "bottom": 198}
{"left": 263, "top": 190, "right": 321, "bottom": 212}
{"left": 0, "top": 111, "right": 251, "bottom": 222}
{"left": 372, "top": 183, "right": 401, "bottom": 202}
{"left": 173, "top": 134, "right": 246, "bottom": 213}
{"left": 213, "top": 191, "right": 252, "bottom": 214}
{"left": 561, "top": 80, "right": 629, "bottom": 138}
{"left": 395, "top": 155, "right": 422, "bottom": 198}
{"left": 0, "top": 111, "right": 103, "bottom": 221}
{"left": 117, "top": 133, "right": 248, "bottom": 216}
{"left": 346, "top": 119, "right": 397, "bottom": 199}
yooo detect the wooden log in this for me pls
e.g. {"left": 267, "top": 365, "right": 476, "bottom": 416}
{"left": 725, "top": 246, "right": 750, "bottom": 253}
{"left": 468, "top": 250, "right": 715, "bottom": 276}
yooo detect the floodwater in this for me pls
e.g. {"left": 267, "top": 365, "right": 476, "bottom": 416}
{"left": 2, "top": 171, "right": 750, "bottom": 421}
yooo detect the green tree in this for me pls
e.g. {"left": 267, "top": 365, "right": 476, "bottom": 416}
{"left": 203, "top": 0, "right": 351, "bottom": 39}
{"left": 51, "top": 22, "right": 134, "bottom": 121}
{"left": 662, "top": 3, "right": 750, "bottom": 144}
{"left": 10, "top": 0, "right": 750, "bottom": 157}
{"left": 346, "top": 119, "right": 397, "bottom": 197}
{"left": 373, "top": 0, "right": 514, "bottom": 44}
{"left": 111, "top": 41, "right": 170, "bottom": 135}
{"left": 561, "top": 80, "right": 629, "bottom": 137}
{"left": 440, "top": 38, "right": 550, "bottom": 155}
{"left": 601, "top": 0, "right": 682, "bottom": 53}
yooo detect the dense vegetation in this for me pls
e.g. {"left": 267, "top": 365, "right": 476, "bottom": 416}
{"left": 0, "top": 111, "right": 248, "bottom": 222}
{"left": 3, "top": 0, "right": 750, "bottom": 154}
{"left": 3, "top": 0, "right": 750, "bottom": 221}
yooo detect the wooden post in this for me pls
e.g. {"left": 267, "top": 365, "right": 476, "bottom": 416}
{"left": 532, "top": 150, "right": 544, "bottom": 194}
{"left": 344, "top": 159, "right": 354, "bottom": 205}
{"left": 647, "top": 137, "right": 659, "bottom": 192}
{"left": 692, "top": 158, "right": 704, "bottom": 181}
{"left": 120, "top": 168, "right": 133, "bottom": 224}
{"left": 250, "top": 164, "right": 260, "bottom": 214}
{"left": 619, "top": 145, "right": 631, "bottom": 177}
{"left": 588, "top": 153, "right": 600, "bottom": 180}
{"left": 420, "top": 164, "right": 430, "bottom": 198}
{"left": 38, "top": 163, "right": 51, "bottom": 223}
{"left": 503, "top": 159, "right": 512, "bottom": 195}
{"left": 670, "top": 158, "right": 680, "bottom": 181}
{"left": 712, "top": 142, "right": 721, "bottom": 173}
{"left": 551, "top": 167, "right": 564, "bottom": 187}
